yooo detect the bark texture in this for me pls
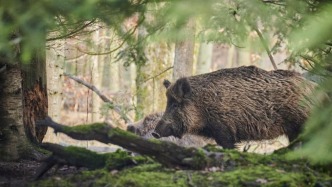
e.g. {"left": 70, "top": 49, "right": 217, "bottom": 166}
{"left": 44, "top": 38, "right": 65, "bottom": 143}
{"left": 0, "top": 66, "right": 26, "bottom": 161}
{"left": 196, "top": 42, "right": 213, "bottom": 75}
{"left": 22, "top": 54, "right": 48, "bottom": 144}
{"left": 173, "top": 20, "right": 195, "bottom": 80}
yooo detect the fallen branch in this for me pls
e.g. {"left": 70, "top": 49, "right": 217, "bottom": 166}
{"left": 35, "top": 143, "right": 147, "bottom": 179}
{"left": 63, "top": 73, "right": 132, "bottom": 123}
{"left": 37, "top": 117, "right": 224, "bottom": 170}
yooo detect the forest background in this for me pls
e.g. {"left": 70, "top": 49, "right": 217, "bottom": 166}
{"left": 1, "top": 0, "right": 332, "bottom": 173}
{"left": 44, "top": 1, "right": 310, "bottom": 152}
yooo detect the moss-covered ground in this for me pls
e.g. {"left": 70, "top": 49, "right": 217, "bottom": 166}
{"left": 32, "top": 146, "right": 332, "bottom": 187}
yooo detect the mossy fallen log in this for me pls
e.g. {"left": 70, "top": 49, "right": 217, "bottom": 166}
{"left": 37, "top": 117, "right": 223, "bottom": 170}
{"left": 34, "top": 144, "right": 151, "bottom": 179}
{"left": 36, "top": 116, "right": 332, "bottom": 185}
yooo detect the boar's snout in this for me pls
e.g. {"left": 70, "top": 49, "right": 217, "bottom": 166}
{"left": 153, "top": 120, "right": 175, "bottom": 138}
{"left": 127, "top": 125, "right": 141, "bottom": 135}
{"left": 127, "top": 125, "right": 135, "bottom": 132}
{"left": 152, "top": 132, "right": 161, "bottom": 138}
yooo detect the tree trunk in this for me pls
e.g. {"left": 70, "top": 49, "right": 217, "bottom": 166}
{"left": 44, "top": 38, "right": 65, "bottom": 143}
{"left": 91, "top": 27, "right": 102, "bottom": 122}
{"left": 196, "top": 42, "right": 213, "bottom": 75}
{"left": 135, "top": 25, "right": 148, "bottom": 120}
{"left": 135, "top": 63, "right": 147, "bottom": 120}
{"left": 0, "top": 65, "right": 26, "bottom": 161}
{"left": 21, "top": 52, "right": 48, "bottom": 145}
{"left": 0, "top": 41, "right": 48, "bottom": 161}
{"left": 172, "top": 20, "right": 195, "bottom": 80}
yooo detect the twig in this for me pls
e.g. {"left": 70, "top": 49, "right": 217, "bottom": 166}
{"left": 63, "top": 73, "right": 132, "bottom": 123}
{"left": 47, "top": 20, "right": 96, "bottom": 41}
{"left": 75, "top": 23, "right": 139, "bottom": 56}
{"left": 253, "top": 28, "right": 278, "bottom": 70}
{"left": 76, "top": 39, "right": 127, "bottom": 56}
{"left": 262, "top": 0, "right": 286, "bottom": 6}
{"left": 144, "top": 66, "right": 173, "bottom": 82}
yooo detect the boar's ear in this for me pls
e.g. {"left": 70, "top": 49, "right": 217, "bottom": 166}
{"left": 163, "top": 79, "right": 171, "bottom": 88}
{"left": 173, "top": 78, "right": 192, "bottom": 100}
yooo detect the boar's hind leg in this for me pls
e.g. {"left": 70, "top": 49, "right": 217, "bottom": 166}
{"left": 284, "top": 122, "right": 303, "bottom": 143}
{"left": 279, "top": 107, "right": 307, "bottom": 143}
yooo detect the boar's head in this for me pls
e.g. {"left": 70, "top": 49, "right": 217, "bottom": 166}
{"left": 127, "top": 113, "right": 163, "bottom": 136}
{"left": 127, "top": 124, "right": 142, "bottom": 135}
{"left": 152, "top": 78, "right": 202, "bottom": 139}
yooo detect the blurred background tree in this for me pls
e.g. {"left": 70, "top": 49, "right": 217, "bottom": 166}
{"left": 0, "top": 0, "right": 146, "bottom": 161}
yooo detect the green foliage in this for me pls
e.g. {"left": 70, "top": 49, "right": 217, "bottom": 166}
{"left": 290, "top": 4, "right": 332, "bottom": 52}
{"left": 286, "top": 3, "right": 332, "bottom": 164}
{"left": 147, "top": 0, "right": 308, "bottom": 50}
{"left": 0, "top": 0, "right": 144, "bottom": 63}
{"left": 289, "top": 102, "right": 332, "bottom": 164}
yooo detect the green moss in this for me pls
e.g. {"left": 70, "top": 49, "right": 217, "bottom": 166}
{"left": 203, "top": 144, "right": 224, "bottom": 152}
{"left": 64, "top": 146, "right": 108, "bottom": 169}
{"left": 190, "top": 148, "right": 208, "bottom": 169}
{"left": 201, "top": 165, "right": 305, "bottom": 186}
{"left": 33, "top": 145, "right": 332, "bottom": 187}
{"left": 62, "top": 123, "right": 108, "bottom": 134}
{"left": 107, "top": 127, "right": 139, "bottom": 139}
{"left": 34, "top": 161, "right": 332, "bottom": 187}
{"left": 105, "top": 149, "right": 153, "bottom": 170}
{"left": 32, "top": 177, "right": 75, "bottom": 187}
{"left": 147, "top": 138, "right": 163, "bottom": 144}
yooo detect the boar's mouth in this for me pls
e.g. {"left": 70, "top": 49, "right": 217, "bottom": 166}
{"left": 152, "top": 132, "right": 160, "bottom": 138}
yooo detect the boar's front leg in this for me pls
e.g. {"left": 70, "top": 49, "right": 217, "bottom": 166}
{"left": 211, "top": 124, "right": 236, "bottom": 149}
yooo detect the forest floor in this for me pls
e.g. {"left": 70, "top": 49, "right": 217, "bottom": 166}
{"left": 0, "top": 159, "right": 85, "bottom": 187}
{"left": 1, "top": 147, "right": 331, "bottom": 187}
{"left": 3, "top": 109, "right": 327, "bottom": 187}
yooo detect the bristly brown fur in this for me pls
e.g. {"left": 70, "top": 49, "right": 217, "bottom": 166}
{"left": 154, "top": 66, "right": 317, "bottom": 149}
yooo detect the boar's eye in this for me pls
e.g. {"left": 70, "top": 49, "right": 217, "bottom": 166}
{"left": 167, "top": 96, "right": 181, "bottom": 108}
{"left": 172, "top": 102, "right": 179, "bottom": 108}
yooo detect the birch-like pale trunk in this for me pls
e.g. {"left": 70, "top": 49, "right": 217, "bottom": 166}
{"left": 91, "top": 27, "right": 102, "bottom": 122}
{"left": 196, "top": 42, "right": 213, "bottom": 75}
{"left": 44, "top": 39, "right": 65, "bottom": 143}
{"left": 172, "top": 20, "right": 195, "bottom": 80}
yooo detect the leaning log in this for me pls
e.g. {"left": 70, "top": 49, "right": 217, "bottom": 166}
{"left": 37, "top": 117, "right": 223, "bottom": 170}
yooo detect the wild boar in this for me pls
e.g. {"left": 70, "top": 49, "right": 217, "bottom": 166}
{"left": 127, "top": 113, "right": 164, "bottom": 136}
{"left": 152, "top": 66, "right": 316, "bottom": 149}
{"left": 127, "top": 113, "right": 215, "bottom": 147}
